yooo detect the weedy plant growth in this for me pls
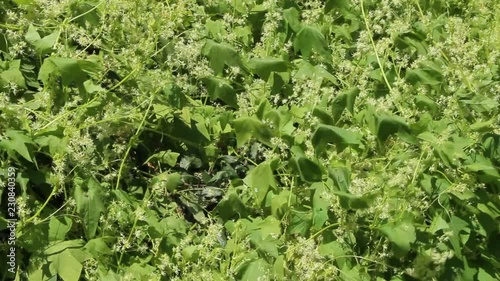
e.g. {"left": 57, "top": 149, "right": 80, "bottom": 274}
{"left": 0, "top": 0, "right": 499, "bottom": 280}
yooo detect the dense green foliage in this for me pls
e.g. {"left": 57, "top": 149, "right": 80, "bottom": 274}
{"left": 0, "top": 0, "right": 499, "bottom": 280}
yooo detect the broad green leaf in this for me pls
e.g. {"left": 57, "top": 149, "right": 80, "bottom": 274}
{"left": 312, "top": 125, "right": 364, "bottom": 153}
{"left": 460, "top": 97, "right": 499, "bottom": 113}
{"left": 328, "top": 167, "right": 351, "bottom": 192}
{"left": 25, "top": 25, "right": 59, "bottom": 55}
{"left": 273, "top": 255, "right": 285, "bottom": 280}
{"left": 283, "top": 7, "right": 302, "bottom": 32}
{"left": 153, "top": 103, "right": 172, "bottom": 118}
{"left": 463, "top": 154, "right": 500, "bottom": 184}
{"left": 271, "top": 190, "right": 296, "bottom": 219}
{"left": 312, "top": 182, "right": 329, "bottom": 228}
{"left": 216, "top": 189, "right": 249, "bottom": 221}
{"left": 153, "top": 172, "right": 182, "bottom": 192}
{"left": 182, "top": 245, "right": 200, "bottom": 262}
{"left": 240, "top": 258, "right": 270, "bottom": 281}
{"left": 295, "top": 60, "right": 337, "bottom": 84}
{"left": 47, "top": 250, "right": 82, "bottom": 281}
{"left": 0, "top": 130, "right": 36, "bottom": 162}
{"left": 0, "top": 59, "right": 26, "bottom": 88}
{"left": 240, "top": 216, "right": 281, "bottom": 239}
{"left": 84, "top": 238, "right": 113, "bottom": 256}
{"left": 243, "top": 160, "right": 276, "bottom": 205}
{"left": 405, "top": 68, "right": 441, "bottom": 85}
{"left": 325, "top": 0, "right": 351, "bottom": 14}
{"left": 248, "top": 57, "right": 289, "bottom": 81}
{"left": 376, "top": 115, "right": 411, "bottom": 143}
{"left": 287, "top": 207, "right": 312, "bottom": 236}
{"left": 447, "top": 216, "right": 470, "bottom": 260}
{"left": 34, "top": 127, "right": 68, "bottom": 156}
{"left": 477, "top": 268, "right": 496, "bottom": 281}
{"left": 201, "top": 39, "right": 247, "bottom": 75}
{"left": 204, "top": 76, "right": 238, "bottom": 108}
{"left": 379, "top": 219, "right": 416, "bottom": 253}
{"left": 331, "top": 87, "right": 359, "bottom": 123}
{"left": 83, "top": 80, "right": 105, "bottom": 94}
{"left": 312, "top": 106, "right": 334, "bottom": 125}
{"left": 74, "top": 177, "right": 105, "bottom": 239}
{"left": 48, "top": 216, "right": 72, "bottom": 241}
{"left": 25, "top": 25, "right": 41, "bottom": 43}
{"left": 251, "top": 234, "right": 280, "bottom": 259}
{"left": 333, "top": 190, "right": 378, "bottom": 209}
{"left": 233, "top": 117, "right": 273, "bottom": 147}
{"left": 43, "top": 239, "right": 85, "bottom": 256}
{"left": 470, "top": 119, "right": 495, "bottom": 132}
{"left": 332, "top": 24, "right": 353, "bottom": 41}
{"left": 145, "top": 150, "right": 179, "bottom": 167}
{"left": 289, "top": 156, "right": 323, "bottom": 182}
{"left": 294, "top": 26, "right": 330, "bottom": 58}
{"left": 205, "top": 19, "right": 225, "bottom": 40}
{"left": 318, "top": 241, "right": 347, "bottom": 267}
{"left": 38, "top": 57, "right": 102, "bottom": 86}
{"left": 234, "top": 25, "right": 253, "bottom": 46}
{"left": 415, "top": 95, "right": 439, "bottom": 115}
{"left": 417, "top": 131, "right": 439, "bottom": 143}
{"left": 429, "top": 215, "right": 449, "bottom": 234}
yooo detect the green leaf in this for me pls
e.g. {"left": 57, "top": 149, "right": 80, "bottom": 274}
{"left": 477, "top": 268, "right": 496, "bottom": 281}
{"left": 0, "top": 59, "right": 27, "bottom": 88}
{"left": 415, "top": 95, "right": 439, "bottom": 115}
{"left": 216, "top": 189, "right": 250, "bottom": 221}
{"left": 84, "top": 238, "right": 113, "bottom": 256}
{"left": 43, "top": 239, "right": 85, "bottom": 256}
{"left": 448, "top": 216, "right": 470, "bottom": 259}
{"left": 240, "top": 258, "right": 270, "bottom": 281}
{"left": 25, "top": 25, "right": 41, "bottom": 43}
{"left": 379, "top": 219, "right": 416, "bottom": 253}
{"left": 376, "top": 115, "right": 411, "bottom": 143}
{"left": 233, "top": 117, "right": 273, "bottom": 147}
{"left": 328, "top": 167, "right": 351, "bottom": 192}
{"left": 38, "top": 57, "right": 101, "bottom": 86}
{"left": 243, "top": 160, "right": 276, "bottom": 205}
{"left": 0, "top": 130, "right": 36, "bottom": 162}
{"left": 34, "top": 127, "right": 68, "bottom": 156}
{"left": 464, "top": 154, "right": 500, "bottom": 182}
{"left": 270, "top": 190, "right": 296, "bottom": 219}
{"left": 201, "top": 39, "right": 247, "bottom": 75}
{"left": 312, "top": 106, "right": 334, "bottom": 125}
{"left": 318, "top": 241, "right": 347, "bottom": 267}
{"left": 205, "top": 19, "right": 225, "bottom": 40}
{"left": 47, "top": 250, "right": 82, "bottom": 281}
{"left": 294, "top": 26, "right": 330, "bottom": 58}
{"left": 145, "top": 150, "right": 179, "bottom": 167}
{"left": 312, "top": 182, "right": 329, "bottom": 229}
{"left": 287, "top": 207, "right": 312, "bottom": 236}
{"left": 204, "top": 76, "right": 238, "bottom": 108}
{"left": 333, "top": 190, "right": 378, "bottom": 209}
{"left": 74, "top": 177, "right": 106, "bottom": 239}
{"left": 48, "top": 216, "right": 72, "bottom": 241}
{"left": 405, "top": 68, "right": 441, "bottom": 85}
{"left": 289, "top": 156, "right": 323, "bottom": 182}
{"left": 25, "top": 25, "right": 59, "bottom": 55}
{"left": 312, "top": 125, "right": 364, "bottom": 153}
{"left": 153, "top": 172, "right": 182, "bottom": 192}
{"left": 283, "top": 7, "right": 302, "bottom": 32}
{"left": 295, "top": 60, "right": 337, "bottom": 84}
{"left": 248, "top": 57, "right": 289, "bottom": 81}
{"left": 256, "top": 216, "right": 282, "bottom": 238}
{"left": 331, "top": 87, "right": 359, "bottom": 123}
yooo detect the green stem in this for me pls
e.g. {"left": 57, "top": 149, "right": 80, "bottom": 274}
{"left": 115, "top": 97, "right": 154, "bottom": 190}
